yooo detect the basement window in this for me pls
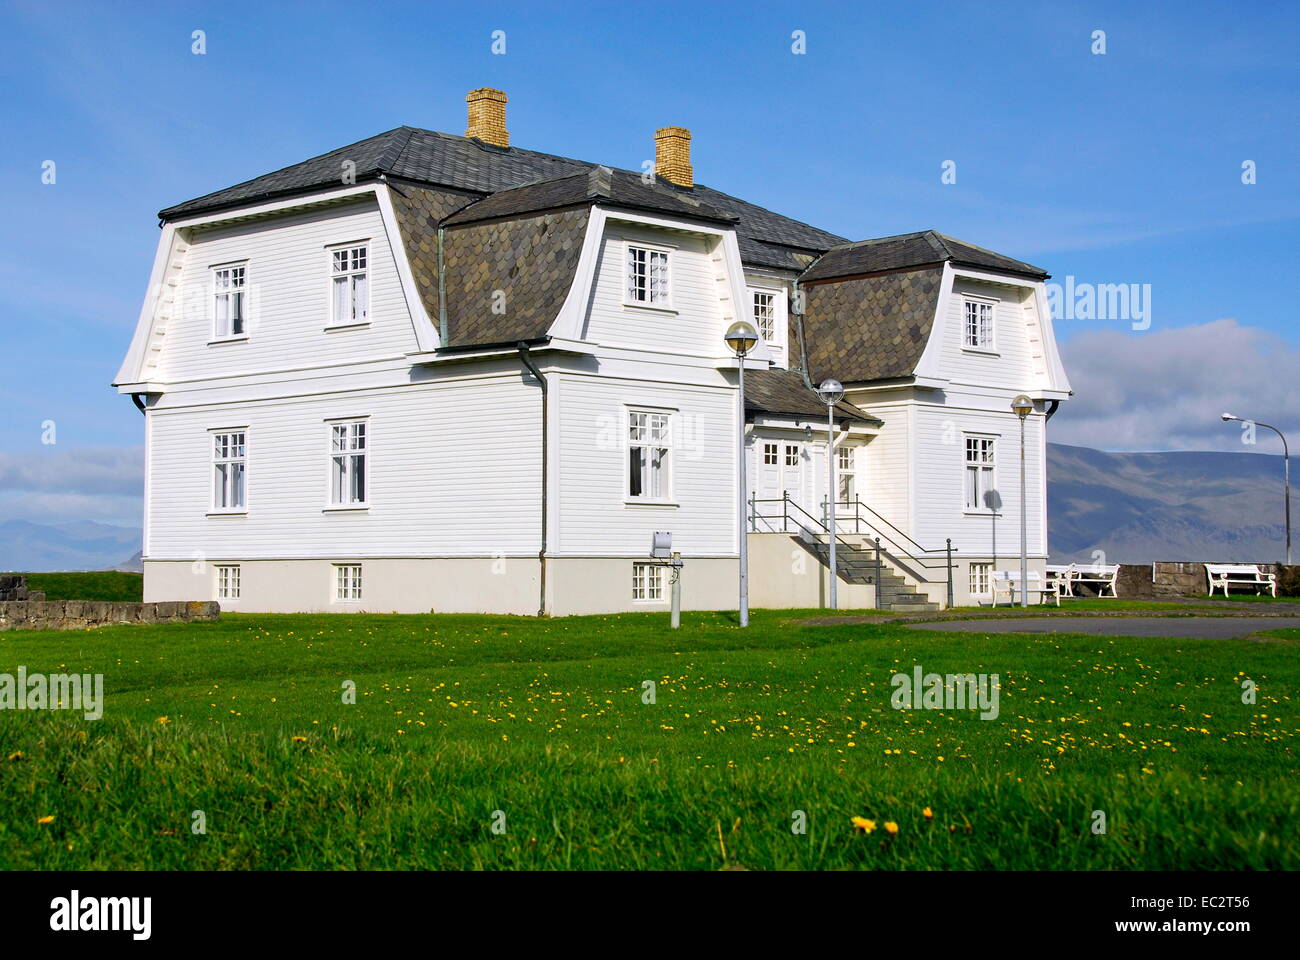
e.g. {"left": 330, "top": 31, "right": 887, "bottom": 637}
{"left": 334, "top": 564, "right": 363, "bottom": 602}
{"left": 970, "top": 562, "right": 992, "bottom": 598}
{"left": 216, "top": 565, "right": 241, "bottom": 600}
{"left": 632, "top": 563, "right": 664, "bottom": 602}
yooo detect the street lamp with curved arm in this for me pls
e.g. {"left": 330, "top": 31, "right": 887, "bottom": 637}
{"left": 1222, "top": 413, "right": 1291, "bottom": 564}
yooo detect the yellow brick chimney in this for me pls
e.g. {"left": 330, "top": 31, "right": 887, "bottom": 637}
{"left": 654, "top": 126, "right": 693, "bottom": 187}
{"left": 466, "top": 88, "right": 509, "bottom": 147}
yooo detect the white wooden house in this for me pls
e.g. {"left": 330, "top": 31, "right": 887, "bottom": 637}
{"left": 114, "top": 89, "right": 1071, "bottom": 615}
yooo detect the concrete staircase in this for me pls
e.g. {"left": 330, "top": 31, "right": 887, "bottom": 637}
{"left": 800, "top": 538, "right": 942, "bottom": 612}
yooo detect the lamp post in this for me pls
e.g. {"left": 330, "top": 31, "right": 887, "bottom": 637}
{"left": 1222, "top": 413, "right": 1291, "bottom": 564}
{"left": 1011, "top": 394, "right": 1034, "bottom": 608}
{"left": 725, "top": 321, "right": 759, "bottom": 627}
{"left": 818, "top": 378, "right": 845, "bottom": 609}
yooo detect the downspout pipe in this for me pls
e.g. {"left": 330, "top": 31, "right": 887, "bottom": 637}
{"left": 517, "top": 343, "right": 548, "bottom": 617}
{"left": 437, "top": 227, "right": 448, "bottom": 345}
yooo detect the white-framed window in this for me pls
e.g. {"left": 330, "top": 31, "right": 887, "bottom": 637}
{"left": 753, "top": 290, "right": 777, "bottom": 342}
{"left": 334, "top": 564, "right": 363, "bottom": 602}
{"left": 969, "top": 562, "right": 992, "bottom": 598}
{"left": 632, "top": 562, "right": 664, "bottom": 602}
{"left": 784, "top": 444, "right": 799, "bottom": 468}
{"left": 211, "top": 430, "right": 247, "bottom": 511}
{"left": 212, "top": 264, "right": 247, "bottom": 339}
{"left": 330, "top": 244, "right": 369, "bottom": 326}
{"left": 628, "top": 409, "right": 671, "bottom": 501}
{"left": 837, "top": 445, "right": 857, "bottom": 503}
{"left": 625, "top": 244, "right": 670, "bottom": 306}
{"left": 963, "top": 298, "right": 996, "bottom": 350}
{"left": 216, "top": 564, "right": 241, "bottom": 600}
{"left": 329, "top": 420, "right": 368, "bottom": 506}
{"left": 762, "top": 442, "right": 779, "bottom": 466}
{"left": 964, "top": 436, "right": 996, "bottom": 511}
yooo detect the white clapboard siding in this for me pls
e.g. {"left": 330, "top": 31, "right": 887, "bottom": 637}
{"left": 146, "top": 376, "right": 541, "bottom": 560}
{"left": 937, "top": 278, "right": 1039, "bottom": 386}
{"left": 556, "top": 374, "right": 735, "bottom": 556}
{"left": 910, "top": 402, "right": 1045, "bottom": 555}
{"left": 857, "top": 399, "right": 912, "bottom": 536}
{"left": 580, "top": 223, "right": 725, "bottom": 355}
{"left": 159, "top": 198, "right": 416, "bottom": 383}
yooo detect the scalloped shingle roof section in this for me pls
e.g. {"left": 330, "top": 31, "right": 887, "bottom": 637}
{"left": 799, "top": 266, "right": 945, "bottom": 384}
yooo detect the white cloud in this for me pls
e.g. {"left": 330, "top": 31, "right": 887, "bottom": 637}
{"left": 1051, "top": 319, "right": 1300, "bottom": 452}
{"left": 0, "top": 447, "right": 142, "bottom": 525}
{"left": 0, "top": 446, "right": 142, "bottom": 496}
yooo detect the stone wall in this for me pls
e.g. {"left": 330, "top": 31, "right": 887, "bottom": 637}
{"left": 1106, "top": 562, "right": 1298, "bottom": 599}
{"left": 0, "top": 599, "right": 219, "bottom": 631}
{"left": 0, "top": 575, "right": 44, "bottom": 602}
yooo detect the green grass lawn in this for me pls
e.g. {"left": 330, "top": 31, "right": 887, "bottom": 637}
{"left": 0, "top": 609, "right": 1296, "bottom": 870}
{"left": 20, "top": 571, "right": 143, "bottom": 602}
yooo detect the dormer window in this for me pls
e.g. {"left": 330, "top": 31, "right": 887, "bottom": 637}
{"left": 212, "top": 264, "right": 246, "bottom": 340}
{"left": 330, "top": 244, "right": 369, "bottom": 326}
{"left": 626, "top": 244, "right": 670, "bottom": 306}
{"left": 753, "top": 290, "right": 777, "bottom": 342}
{"left": 963, "top": 298, "right": 996, "bottom": 350}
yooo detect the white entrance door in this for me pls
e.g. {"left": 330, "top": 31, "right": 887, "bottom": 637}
{"left": 753, "top": 439, "right": 806, "bottom": 531}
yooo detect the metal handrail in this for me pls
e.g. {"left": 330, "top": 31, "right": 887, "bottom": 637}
{"left": 749, "top": 493, "right": 957, "bottom": 604}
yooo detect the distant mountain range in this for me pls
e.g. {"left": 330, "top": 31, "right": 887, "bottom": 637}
{"left": 1048, "top": 443, "right": 1291, "bottom": 564}
{"left": 0, "top": 520, "right": 142, "bottom": 573}
{"left": 0, "top": 445, "right": 1290, "bottom": 571}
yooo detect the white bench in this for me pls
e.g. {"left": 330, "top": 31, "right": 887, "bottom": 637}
{"left": 1063, "top": 562, "right": 1120, "bottom": 598}
{"left": 993, "top": 570, "right": 1061, "bottom": 607}
{"left": 1205, "top": 563, "right": 1276, "bottom": 598}
{"left": 1045, "top": 565, "right": 1071, "bottom": 595}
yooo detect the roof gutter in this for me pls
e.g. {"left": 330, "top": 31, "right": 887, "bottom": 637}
{"left": 517, "top": 342, "right": 549, "bottom": 618}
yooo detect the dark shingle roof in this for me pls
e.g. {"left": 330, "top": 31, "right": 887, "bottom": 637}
{"left": 744, "top": 369, "right": 880, "bottom": 424}
{"left": 801, "top": 230, "right": 1048, "bottom": 282}
{"left": 441, "top": 166, "right": 737, "bottom": 227}
{"left": 157, "top": 126, "right": 845, "bottom": 269}
{"left": 799, "top": 266, "right": 945, "bottom": 385}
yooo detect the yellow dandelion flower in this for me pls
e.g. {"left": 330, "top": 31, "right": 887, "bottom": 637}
{"left": 922, "top": 807, "right": 934, "bottom": 820}
{"left": 38, "top": 815, "right": 55, "bottom": 825}
{"left": 884, "top": 821, "right": 899, "bottom": 835}
{"left": 851, "top": 816, "right": 877, "bottom": 834}
{"left": 291, "top": 736, "right": 307, "bottom": 743}
{"left": 156, "top": 716, "right": 170, "bottom": 725}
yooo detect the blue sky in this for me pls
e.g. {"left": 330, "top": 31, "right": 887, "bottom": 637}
{"left": 1, "top": 0, "right": 1297, "bottom": 526}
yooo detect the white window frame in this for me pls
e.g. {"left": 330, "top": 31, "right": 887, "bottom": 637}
{"left": 969, "top": 562, "right": 992, "bottom": 599}
{"left": 326, "top": 418, "right": 370, "bottom": 510}
{"left": 327, "top": 241, "right": 370, "bottom": 329}
{"left": 333, "top": 563, "right": 363, "bottom": 603}
{"left": 963, "top": 434, "right": 997, "bottom": 513}
{"left": 623, "top": 240, "right": 673, "bottom": 310}
{"left": 747, "top": 285, "right": 788, "bottom": 354}
{"left": 836, "top": 445, "right": 857, "bottom": 505}
{"left": 216, "top": 564, "right": 241, "bottom": 601}
{"left": 962, "top": 296, "right": 997, "bottom": 352}
{"left": 211, "top": 262, "right": 248, "bottom": 342}
{"left": 209, "top": 428, "right": 248, "bottom": 514}
{"left": 632, "top": 562, "right": 665, "bottom": 603}
{"left": 625, "top": 406, "right": 674, "bottom": 504}
{"left": 762, "top": 442, "right": 779, "bottom": 466}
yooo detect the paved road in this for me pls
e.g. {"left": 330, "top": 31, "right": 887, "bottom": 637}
{"left": 906, "top": 616, "right": 1300, "bottom": 639}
